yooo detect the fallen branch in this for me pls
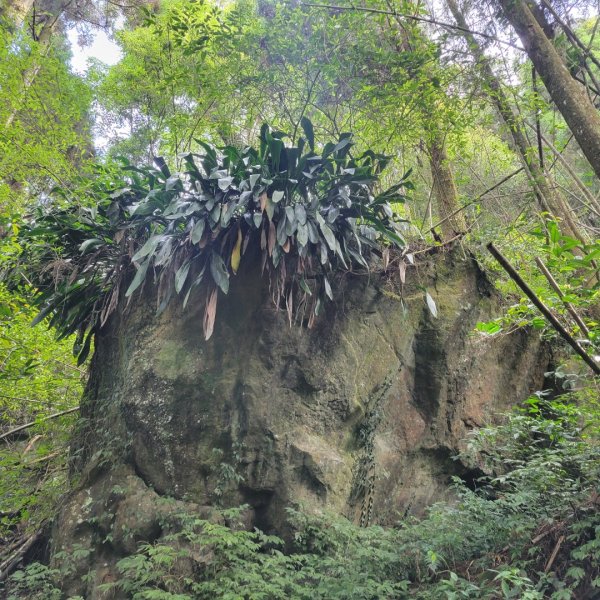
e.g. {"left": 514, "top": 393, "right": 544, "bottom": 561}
{"left": 487, "top": 243, "right": 600, "bottom": 375}
{"left": 22, "top": 434, "right": 43, "bottom": 455}
{"left": 0, "top": 533, "right": 27, "bottom": 560}
{"left": 0, "top": 406, "right": 79, "bottom": 442}
{"left": 0, "top": 531, "right": 42, "bottom": 582}
{"left": 545, "top": 534, "right": 565, "bottom": 573}
{"left": 25, "top": 450, "right": 60, "bottom": 466}
{"left": 532, "top": 526, "right": 558, "bottom": 545}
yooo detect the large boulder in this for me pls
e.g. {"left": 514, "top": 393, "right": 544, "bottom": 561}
{"left": 51, "top": 250, "right": 549, "bottom": 596}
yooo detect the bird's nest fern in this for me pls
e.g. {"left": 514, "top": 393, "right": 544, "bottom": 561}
{"left": 17, "top": 120, "right": 411, "bottom": 363}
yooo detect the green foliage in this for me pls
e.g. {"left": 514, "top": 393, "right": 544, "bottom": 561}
{"left": 0, "top": 15, "right": 92, "bottom": 565}
{"left": 0, "top": 285, "right": 83, "bottom": 416}
{"left": 6, "top": 563, "right": 63, "bottom": 600}
{"left": 16, "top": 121, "right": 410, "bottom": 359}
{"left": 0, "top": 28, "right": 93, "bottom": 217}
{"left": 9, "top": 393, "right": 600, "bottom": 599}
{"left": 476, "top": 219, "right": 600, "bottom": 364}
{"left": 3, "top": 1, "right": 600, "bottom": 598}
{"left": 92, "top": 0, "right": 490, "bottom": 234}
{"left": 94, "top": 507, "right": 411, "bottom": 599}
{"left": 91, "top": 0, "right": 242, "bottom": 162}
{"left": 0, "top": 283, "right": 82, "bottom": 538}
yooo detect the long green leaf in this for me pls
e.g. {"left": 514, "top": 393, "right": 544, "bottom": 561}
{"left": 126, "top": 259, "right": 150, "bottom": 297}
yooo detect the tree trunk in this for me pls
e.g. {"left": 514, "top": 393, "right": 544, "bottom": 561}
{"left": 4, "top": 0, "right": 69, "bottom": 129}
{"left": 496, "top": 0, "right": 600, "bottom": 182}
{"left": 446, "top": 0, "right": 588, "bottom": 244}
{"left": 388, "top": 18, "right": 467, "bottom": 242}
{"left": 0, "top": 0, "right": 34, "bottom": 28}
{"left": 427, "top": 137, "right": 467, "bottom": 240}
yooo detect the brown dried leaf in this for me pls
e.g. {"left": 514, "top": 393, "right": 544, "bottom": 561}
{"left": 286, "top": 288, "right": 293, "bottom": 327}
{"left": 203, "top": 287, "right": 218, "bottom": 340}
{"left": 399, "top": 260, "right": 406, "bottom": 285}
{"left": 268, "top": 221, "right": 276, "bottom": 256}
{"left": 100, "top": 282, "right": 120, "bottom": 328}
{"left": 261, "top": 249, "right": 268, "bottom": 274}
{"left": 260, "top": 226, "right": 267, "bottom": 250}
{"left": 280, "top": 258, "right": 286, "bottom": 282}
{"left": 242, "top": 231, "right": 251, "bottom": 255}
{"left": 67, "top": 265, "right": 80, "bottom": 286}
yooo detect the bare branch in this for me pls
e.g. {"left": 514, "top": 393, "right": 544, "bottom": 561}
{"left": 0, "top": 407, "right": 79, "bottom": 442}
{"left": 299, "top": 2, "right": 525, "bottom": 51}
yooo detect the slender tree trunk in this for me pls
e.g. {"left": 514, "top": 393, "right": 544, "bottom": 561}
{"left": 427, "top": 136, "right": 467, "bottom": 240}
{"left": 496, "top": 0, "right": 600, "bottom": 181}
{"left": 525, "top": 0, "right": 555, "bottom": 40}
{"left": 390, "top": 20, "right": 466, "bottom": 241}
{"left": 534, "top": 128, "right": 600, "bottom": 216}
{"left": 446, "top": 0, "right": 587, "bottom": 244}
{"left": 4, "top": 1, "right": 69, "bottom": 129}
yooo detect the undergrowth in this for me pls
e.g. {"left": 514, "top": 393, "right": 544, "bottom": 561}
{"left": 5, "top": 392, "right": 599, "bottom": 599}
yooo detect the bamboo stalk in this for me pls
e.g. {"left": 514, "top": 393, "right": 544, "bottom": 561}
{"left": 487, "top": 243, "right": 600, "bottom": 375}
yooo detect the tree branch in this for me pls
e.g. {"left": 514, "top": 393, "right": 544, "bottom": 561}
{"left": 487, "top": 243, "right": 600, "bottom": 375}
{"left": 429, "top": 167, "right": 524, "bottom": 233}
{"left": 0, "top": 407, "right": 79, "bottom": 442}
{"left": 299, "top": 3, "right": 525, "bottom": 51}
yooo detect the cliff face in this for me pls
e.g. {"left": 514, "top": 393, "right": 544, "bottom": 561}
{"left": 51, "top": 251, "right": 549, "bottom": 596}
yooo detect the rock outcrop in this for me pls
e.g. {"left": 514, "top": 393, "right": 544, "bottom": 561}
{"left": 50, "top": 250, "right": 549, "bottom": 596}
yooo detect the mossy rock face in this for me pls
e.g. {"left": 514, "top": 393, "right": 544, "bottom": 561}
{"left": 52, "top": 251, "right": 549, "bottom": 597}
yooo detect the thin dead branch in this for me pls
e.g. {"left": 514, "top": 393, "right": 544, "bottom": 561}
{"left": 0, "top": 407, "right": 79, "bottom": 442}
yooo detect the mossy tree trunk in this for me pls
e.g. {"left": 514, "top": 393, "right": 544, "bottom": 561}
{"left": 427, "top": 136, "right": 467, "bottom": 240}
{"left": 497, "top": 0, "right": 600, "bottom": 182}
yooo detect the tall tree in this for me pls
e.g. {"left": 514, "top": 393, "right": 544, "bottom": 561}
{"left": 496, "top": 0, "right": 600, "bottom": 181}
{"left": 446, "top": 0, "right": 588, "bottom": 243}
{"left": 390, "top": 15, "right": 468, "bottom": 240}
{"left": 0, "top": 0, "right": 34, "bottom": 28}
{"left": 427, "top": 135, "right": 468, "bottom": 239}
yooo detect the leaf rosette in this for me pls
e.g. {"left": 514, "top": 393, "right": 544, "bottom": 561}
{"left": 17, "top": 120, "right": 411, "bottom": 362}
